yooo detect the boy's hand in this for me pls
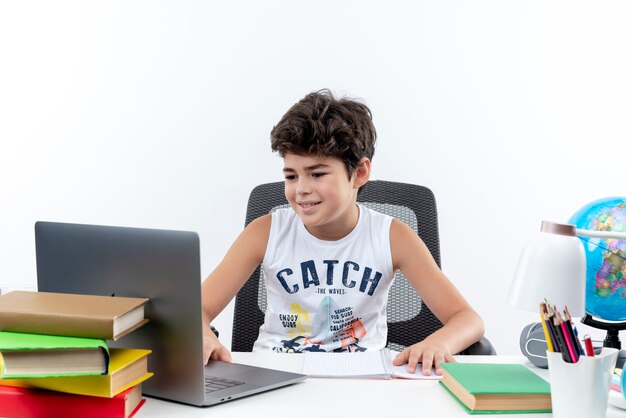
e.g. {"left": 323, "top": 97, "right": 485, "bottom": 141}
{"left": 203, "top": 327, "right": 232, "bottom": 365}
{"left": 392, "top": 340, "right": 455, "bottom": 376}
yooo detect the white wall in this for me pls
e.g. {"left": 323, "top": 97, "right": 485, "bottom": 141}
{"left": 1, "top": 0, "right": 625, "bottom": 355}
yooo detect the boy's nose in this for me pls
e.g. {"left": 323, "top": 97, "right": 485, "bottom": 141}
{"left": 296, "top": 178, "right": 312, "bottom": 195}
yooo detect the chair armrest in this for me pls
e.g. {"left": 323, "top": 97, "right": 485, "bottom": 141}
{"left": 459, "top": 336, "right": 496, "bottom": 355}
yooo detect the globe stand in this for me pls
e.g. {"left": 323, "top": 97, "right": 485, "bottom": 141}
{"left": 581, "top": 313, "right": 626, "bottom": 368}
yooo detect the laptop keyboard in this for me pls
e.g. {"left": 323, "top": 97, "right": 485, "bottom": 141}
{"left": 204, "top": 375, "right": 246, "bottom": 393}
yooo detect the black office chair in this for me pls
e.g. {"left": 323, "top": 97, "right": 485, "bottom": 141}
{"left": 231, "top": 180, "right": 495, "bottom": 355}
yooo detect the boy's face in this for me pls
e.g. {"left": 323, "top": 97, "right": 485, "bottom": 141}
{"left": 282, "top": 153, "right": 368, "bottom": 240}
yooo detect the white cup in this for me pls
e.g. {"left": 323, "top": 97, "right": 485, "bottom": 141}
{"left": 547, "top": 347, "right": 618, "bottom": 418}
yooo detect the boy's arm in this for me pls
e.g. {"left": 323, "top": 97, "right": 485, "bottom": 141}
{"left": 201, "top": 214, "right": 271, "bottom": 364}
{"left": 389, "top": 219, "right": 485, "bottom": 375}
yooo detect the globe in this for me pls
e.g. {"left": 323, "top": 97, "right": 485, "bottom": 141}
{"left": 569, "top": 197, "right": 626, "bottom": 321}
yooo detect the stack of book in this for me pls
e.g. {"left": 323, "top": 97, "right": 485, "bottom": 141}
{"left": 611, "top": 367, "right": 622, "bottom": 393}
{"left": 0, "top": 291, "right": 152, "bottom": 418}
{"left": 609, "top": 367, "right": 626, "bottom": 409}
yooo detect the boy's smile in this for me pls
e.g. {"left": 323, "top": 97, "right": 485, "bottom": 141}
{"left": 297, "top": 201, "right": 321, "bottom": 214}
{"left": 282, "top": 153, "right": 369, "bottom": 241}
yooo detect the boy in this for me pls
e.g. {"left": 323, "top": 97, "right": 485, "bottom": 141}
{"left": 202, "top": 89, "right": 484, "bottom": 375}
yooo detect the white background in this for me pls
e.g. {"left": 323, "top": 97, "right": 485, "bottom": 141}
{"left": 1, "top": 1, "right": 625, "bottom": 355}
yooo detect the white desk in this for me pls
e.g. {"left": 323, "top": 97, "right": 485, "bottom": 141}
{"left": 136, "top": 353, "right": 626, "bottom": 417}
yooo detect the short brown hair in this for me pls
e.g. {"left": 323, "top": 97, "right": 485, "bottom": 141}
{"left": 270, "top": 89, "right": 376, "bottom": 177}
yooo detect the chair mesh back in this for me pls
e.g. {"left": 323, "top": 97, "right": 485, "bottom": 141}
{"left": 232, "top": 180, "right": 444, "bottom": 352}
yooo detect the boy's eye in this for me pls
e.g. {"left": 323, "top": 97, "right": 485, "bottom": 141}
{"left": 284, "top": 175, "right": 296, "bottom": 181}
{"left": 311, "top": 172, "right": 326, "bottom": 178}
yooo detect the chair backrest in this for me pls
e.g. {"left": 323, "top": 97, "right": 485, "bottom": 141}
{"left": 231, "top": 180, "right": 444, "bottom": 352}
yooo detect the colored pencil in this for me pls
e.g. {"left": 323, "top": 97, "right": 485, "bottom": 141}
{"left": 539, "top": 303, "right": 555, "bottom": 352}
{"left": 558, "top": 311, "right": 578, "bottom": 363}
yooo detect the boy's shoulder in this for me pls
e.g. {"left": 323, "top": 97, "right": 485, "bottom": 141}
{"left": 358, "top": 204, "right": 394, "bottom": 222}
{"left": 265, "top": 206, "right": 299, "bottom": 231}
{"left": 269, "top": 206, "right": 295, "bottom": 220}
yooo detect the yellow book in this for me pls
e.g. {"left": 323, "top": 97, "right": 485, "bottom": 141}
{"left": 0, "top": 348, "right": 152, "bottom": 398}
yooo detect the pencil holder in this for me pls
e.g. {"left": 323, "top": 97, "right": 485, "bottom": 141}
{"left": 547, "top": 347, "right": 618, "bottom": 418}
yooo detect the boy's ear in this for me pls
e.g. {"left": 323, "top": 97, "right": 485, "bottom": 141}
{"left": 353, "top": 157, "right": 371, "bottom": 189}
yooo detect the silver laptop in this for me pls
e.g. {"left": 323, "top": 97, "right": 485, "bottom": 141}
{"left": 35, "top": 221, "right": 306, "bottom": 407}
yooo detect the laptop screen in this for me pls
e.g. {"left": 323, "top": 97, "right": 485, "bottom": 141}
{"left": 35, "top": 221, "right": 207, "bottom": 406}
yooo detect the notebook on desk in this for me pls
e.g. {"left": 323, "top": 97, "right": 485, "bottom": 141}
{"left": 35, "top": 221, "right": 306, "bottom": 407}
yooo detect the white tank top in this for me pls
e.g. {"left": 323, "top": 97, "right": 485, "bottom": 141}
{"left": 253, "top": 204, "right": 395, "bottom": 352}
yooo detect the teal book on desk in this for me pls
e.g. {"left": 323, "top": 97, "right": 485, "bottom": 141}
{"left": 439, "top": 363, "right": 551, "bottom": 414}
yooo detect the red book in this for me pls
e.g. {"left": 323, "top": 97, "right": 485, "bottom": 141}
{"left": 0, "top": 383, "right": 145, "bottom": 418}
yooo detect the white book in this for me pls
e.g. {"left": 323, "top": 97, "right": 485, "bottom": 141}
{"left": 302, "top": 348, "right": 444, "bottom": 380}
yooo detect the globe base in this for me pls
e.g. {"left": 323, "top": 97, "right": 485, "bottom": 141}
{"left": 581, "top": 313, "right": 626, "bottom": 368}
